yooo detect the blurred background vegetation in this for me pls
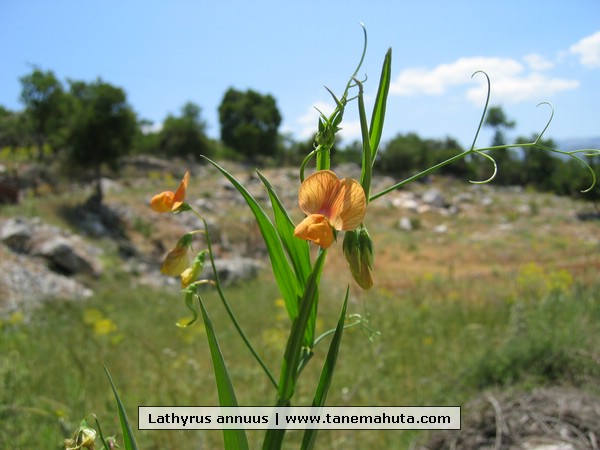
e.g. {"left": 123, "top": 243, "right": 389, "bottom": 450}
{"left": 1, "top": 67, "right": 599, "bottom": 202}
{"left": 1, "top": 67, "right": 599, "bottom": 449}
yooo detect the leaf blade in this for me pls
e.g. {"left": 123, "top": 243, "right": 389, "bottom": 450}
{"left": 256, "top": 170, "right": 311, "bottom": 287}
{"left": 278, "top": 249, "right": 327, "bottom": 401}
{"left": 198, "top": 295, "right": 249, "bottom": 450}
{"left": 301, "top": 289, "right": 349, "bottom": 450}
{"left": 103, "top": 366, "right": 139, "bottom": 450}
{"left": 256, "top": 170, "right": 321, "bottom": 346}
{"left": 262, "top": 250, "right": 327, "bottom": 450}
{"left": 369, "top": 48, "right": 392, "bottom": 165}
{"left": 204, "top": 157, "right": 299, "bottom": 319}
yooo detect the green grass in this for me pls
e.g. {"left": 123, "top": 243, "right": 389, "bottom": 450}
{"left": 1, "top": 267, "right": 599, "bottom": 449}
{"left": 2, "top": 161, "right": 599, "bottom": 448}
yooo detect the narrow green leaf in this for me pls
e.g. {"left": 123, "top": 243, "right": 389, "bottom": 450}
{"left": 301, "top": 289, "right": 349, "bottom": 450}
{"left": 103, "top": 366, "right": 139, "bottom": 450}
{"left": 201, "top": 215, "right": 278, "bottom": 389}
{"left": 262, "top": 250, "right": 327, "bottom": 450}
{"left": 303, "top": 289, "right": 320, "bottom": 350}
{"left": 369, "top": 48, "right": 392, "bottom": 165}
{"left": 198, "top": 296, "right": 249, "bottom": 450}
{"left": 278, "top": 249, "right": 327, "bottom": 401}
{"left": 256, "top": 170, "right": 311, "bottom": 287}
{"left": 204, "top": 157, "right": 299, "bottom": 320}
{"left": 356, "top": 78, "right": 373, "bottom": 200}
{"left": 93, "top": 415, "right": 111, "bottom": 450}
{"left": 257, "top": 171, "right": 320, "bottom": 346}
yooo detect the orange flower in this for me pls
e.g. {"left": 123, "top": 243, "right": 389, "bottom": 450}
{"left": 294, "top": 170, "right": 366, "bottom": 249}
{"left": 150, "top": 171, "right": 190, "bottom": 213}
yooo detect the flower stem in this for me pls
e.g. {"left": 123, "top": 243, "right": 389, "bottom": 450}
{"left": 191, "top": 209, "right": 278, "bottom": 389}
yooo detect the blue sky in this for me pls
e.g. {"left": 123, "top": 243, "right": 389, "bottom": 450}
{"left": 1, "top": 1, "right": 599, "bottom": 149}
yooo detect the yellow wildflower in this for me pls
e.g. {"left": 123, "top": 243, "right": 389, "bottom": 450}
{"left": 150, "top": 171, "right": 190, "bottom": 213}
{"left": 180, "top": 251, "right": 207, "bottom": 287}
{"left": 294, "top": 170, "right": 366, "bottom": 249}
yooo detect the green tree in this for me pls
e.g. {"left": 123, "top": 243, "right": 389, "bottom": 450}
{"left": 159, "top": 101, "right": 211, "bottom": 159}
{"left": 66, "top": 78, "right": 136, "bottom": 203}
{"left": 375, "top": 133, "right": 470, "bottom": 178}
{"left": 131, "top": 119, "right": 160, "bottom": 155}
{"left": 481, "top": 106, "right": 520, "bottom": 185}
{"left": 0, "top": 107, "right": 30, "bottom": 153}
{"left": 19, "top": 67, "right": 67, "bottom": 159}
{"left": 484, "top": 105, "right": 516, "bottom": 146}
{"left": 517, "top": 134, "right": 558, "bottom": 191}
{"left": 218, "top": 88, "right": 282, "bottom": 161}
{"left": 375, "top": 133, "right": 427, "bottom": 177}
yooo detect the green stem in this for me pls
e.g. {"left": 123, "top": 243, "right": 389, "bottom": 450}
{"left": 300, "top": 147, "right": 319, "bottom": 182}
{"left": 370, "top": 149, "right": 473, "bottom": 202}
{"left": 370, "top": 138, "right": 600, "bottom": 202}
{"left": 192, "top": 209, "right": 278, "bottom": 389}
{"left": 312, "top": 319, "right": 365, "bottom": 348}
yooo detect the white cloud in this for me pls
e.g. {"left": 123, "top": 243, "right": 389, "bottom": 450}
{"left": 570, "top": 30, "right": 600, "bottom": 68}
{"left": 467, "top": 73, "right": 579, "bottom": 105}
{"left": 390, "top": 57, "right": 522, "bottom": 96}
{"left": 390, "top": 56, "right": 579, "bottom": 105}
{"left": 141, "top": 121, "right": 163, "bottom": 134}
{"left": 523, "top": 53, "right": 554, "bottom": 71}
{"left": 295, "top": 101, "right": 331, "bottom": 139}
{"left": 336, "top": 119, "right": 362, "bottom": 142}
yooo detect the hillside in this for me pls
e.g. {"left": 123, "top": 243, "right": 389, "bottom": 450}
{"left": 1, "top": 156, "right": 599, "bottom": 313}
{"left": 1, "top": 156, "right": 599, "bottom": 449}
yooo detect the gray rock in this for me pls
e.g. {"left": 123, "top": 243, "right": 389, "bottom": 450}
{"left": 201, "top": 257, "right": 263, "bottom": 286}
{"left": 0, "top": 245, "right": 93, "bottom": 314}
{"left": 421, "top": 188, "right": 446, "bottom": 208}
{"left": 433, "top": 224, "right": 448, "bottom": 234}
{"left": 99, "top": 177, "right": 122, "bottom": 194}
{"left": 0, "top": 217, "right": 103, "bottom": 277}
{"left": 390, "top": 193, "right": 420, "bottom": 212}
{"left": 398, "top": 217, "right": 413, "bottom": 231}
{"left": 0, "top": 217, "right": 34, "bottom": 252}
{"left": 32, "top": 235, "right": 100, "bottom": 276}
{"left": 481, "top": 196, "right": 494, "bottom": 206}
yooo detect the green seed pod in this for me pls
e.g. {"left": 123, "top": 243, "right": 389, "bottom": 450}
{"left": 343, "top": 228, "right": 360, "bottom": 273}
{"left": 343, "top": 225, "right": 374, "bottom": 290}
{"left": 359, "top": 226, "right": 374, "bottom": 271}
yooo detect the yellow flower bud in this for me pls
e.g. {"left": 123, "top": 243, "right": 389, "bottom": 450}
{"left": 180, "top": 250, "right": 207, "bottom": 287}
{"left": 64, "top": 421, "right": 97, "bottom": 449}
{"left": 161, "top": 233, "right": 193, "bottom": 277}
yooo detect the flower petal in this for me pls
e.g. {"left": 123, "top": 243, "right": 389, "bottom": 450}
{"left": 298, "top": 170, "right": 340, "bottom": 216}
{"left": 294, "top": 214, "right": 334, "bottom": 249}
{"left": 172, "top": 171, "right": 190, "bottom": 210}
{"left": 150, "top": 191, "right": 175, "bottom": 213}
{"left": 161, "top": 245, "right": 190, "bottom": 276}
{"left": 328, "top": 177, "right": 366, "bottom": 231}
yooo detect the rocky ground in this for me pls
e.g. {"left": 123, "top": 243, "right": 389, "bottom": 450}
{"left": 1, "top": 156, "right": 599, "bottom": 449}
{"left": 419, "top": 386, "right": 600, "bottom": 450}
{"left": 1, "top": 155, "right": 599, "bottom": 315}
